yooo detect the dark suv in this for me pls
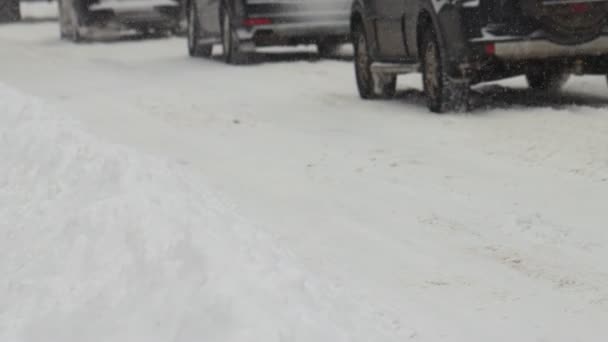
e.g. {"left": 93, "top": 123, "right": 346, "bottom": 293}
{"left": 351, "top": 0, "right": 608, "bottom": 112}
{"left": 186, "top": 0, "right": 351, "bottom": 64}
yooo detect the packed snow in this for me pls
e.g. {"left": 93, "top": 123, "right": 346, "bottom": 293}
{"left": 1, "top": 3, "right": 608, "bottom": 342}
{"left": 0, "top": 83, "right": 408, "bottom": 341}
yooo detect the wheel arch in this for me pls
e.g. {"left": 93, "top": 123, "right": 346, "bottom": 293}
{"left": 350, "top": 0, "right": 381, "bottom": 59}
{"left": 350, "top": 0, "right": 365, "bottom": 33}
{"left": 414, "top": 0, "right": 469, "bottom": 74}
{"left": 219, "top": 0, "right": 245, "bottom": 21}
{"left": 413, "top": 1, "right": 445, "bottom": 59}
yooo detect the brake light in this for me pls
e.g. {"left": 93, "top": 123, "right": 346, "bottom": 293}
{"left": 484, "top": 43, "right": 496, "bottom": 55}
{"left": 242, "top": 18, "right": 271, "bottom": 26}
{"left": 569, "top": 3, "right": 590, "bottom": 13}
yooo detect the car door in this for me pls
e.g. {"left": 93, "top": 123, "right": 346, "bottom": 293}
{"left": 374, "top": 0, "right": 407, "bottom": 58}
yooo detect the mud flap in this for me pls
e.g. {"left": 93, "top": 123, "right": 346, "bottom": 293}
{"left": 372, "top": 73, "right": 393, "bottom": 96}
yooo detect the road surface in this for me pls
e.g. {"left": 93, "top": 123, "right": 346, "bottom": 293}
{"left": 1, "top": 4, "right": 608, "bottom": 341}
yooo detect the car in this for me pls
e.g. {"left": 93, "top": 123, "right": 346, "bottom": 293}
{"left": 186, "top": 0, "right": 351, "bottom": 64}
{"left": 350, "top": 0, "right": 608, "bottom": 112}
{"left": 58, "top": 0, "right": 182, "bottom": 42}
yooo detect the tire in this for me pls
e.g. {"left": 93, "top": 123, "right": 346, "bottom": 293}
{"left": 421, "top": 28, "right": 470, "bottom": 113}
{"left": 59, "top": 0, "right": 84, "bottom": 42}
{"left": 187, "top": 1, "right": 212, "bottom": 57}
{"left": 352, "top": 21, "right": 396, "bottom": 99}
{"left": 221, "top": 8, "right": 248, "bottom": 65}
{"left": 317, "top": 40, "right": 339, "bottom": 58}
{"left": 526, "top": 68, "right": 570, "bottom": 93}
{"left": 174, "top": 1, "right": 188, "bottom": 36}
{"left": 140, "top": 27, "right": 172, "bottom": 38}
{"left": 58, "top": 0, "right": 70, "bottom": 39}
{"left": 69, "top": 5, "right": 83, "bottom": 43}
{"left": 0, "top": 0, "right": 20, "bottom": 23}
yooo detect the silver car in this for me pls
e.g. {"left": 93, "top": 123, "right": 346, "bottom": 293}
{"left": 58, "top": 0, "right": 182, "bottom": 41}
{"left": 186, "top": 0, "right": 351, "bottom": 63}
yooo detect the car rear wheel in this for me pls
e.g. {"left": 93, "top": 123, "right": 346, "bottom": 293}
{"left": 0, "top": 0, "right": 20, "bottom": 23}
{"left": 526, "top": 67, "right": 570, "bottom": 92}
{"left": 58, "top": 0, "right": 70, "bottom": 39}
{"left": 353, "top": 21, "right": 396, "bottom": 99}
{"left": 58, "top": 0, "right": 84, "bottom": 42}
{"left": 421, "top": 28, "right": 469, "bottom": 113}
{"left": 187, "top": 1, "right": 212, "bottom": 57}
{"left": 317, "top": 39, "right": 340, "bottom": 58}
{"left": 69, "top": 6, "right": 83, "bottom": 43}
{"left": 221, "top": 9, "right": 248, "bottom": 64}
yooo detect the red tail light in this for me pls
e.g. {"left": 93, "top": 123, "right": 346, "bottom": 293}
{"left": 569, "top": 3, "right": 590, "bottom": 13}
{"left": 484, "top": 43, "right": 496, "bottom": 55}
{"left": 242, "top": 18, "right": 271, "bottom": 26}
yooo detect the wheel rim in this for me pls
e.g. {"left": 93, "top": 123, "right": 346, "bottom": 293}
{"left": 424, "top": 40, "right": 440, "bottom": 101}
{"left": 356, "top": 32, "right": 371, "bottom": 87}
{"left": 222, "top": 12, "right": 231, "bottom": 57}
{"left": 187, "top": 3, "right": 195, "bottom": 51}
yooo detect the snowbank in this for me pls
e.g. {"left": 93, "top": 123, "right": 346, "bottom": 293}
{"left": 0, "top": 84, "right": 402, "bottom": 342}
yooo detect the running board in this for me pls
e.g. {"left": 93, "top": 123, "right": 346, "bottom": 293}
{"left": 371, "top": 62, "right": 419, "bottom": 75}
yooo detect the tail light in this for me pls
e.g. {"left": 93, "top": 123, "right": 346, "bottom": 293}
{"left": 242, "top": 18, "right": 271, "bottom": 27}
{"left": 569, "top": 3, "right": 590, "bottom": 13}
{"left": 484, "top": 43, "right": 496, "bottom": 55}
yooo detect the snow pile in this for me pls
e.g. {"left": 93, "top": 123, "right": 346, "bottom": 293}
{"left": 0, "top": 84, "right": 402, "bottom": 342}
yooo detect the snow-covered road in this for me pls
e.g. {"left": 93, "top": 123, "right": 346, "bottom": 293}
{"left": 2, "top": 4, "right": 608, "bottom": 341}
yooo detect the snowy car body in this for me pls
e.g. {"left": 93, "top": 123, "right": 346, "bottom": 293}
{"left": 58, "top": 0, "right": 181, "bottom": 41}
{"left": 186, "top": 0, "right": 351, "bottom": 63}
{"left": 351, "top": 0, "right": 608, "bottom": 112}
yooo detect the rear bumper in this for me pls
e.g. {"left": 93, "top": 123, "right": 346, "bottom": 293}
{"left": 87, "top": 0, "right": 180, "bottom": 28}
{"left": 237, "top": 2, "right": 350, "bottom": 46}
{"left": 491, "top": 35, "right": 608, "bottom": 59}
{"left": 236, "top": 20, "right": 349, "bottom": 41}
{"left": 89, "top": 0, "right": 179, "bottom": 12}
{"left": 470, "top": 27, "right": 608, "bottom": 60}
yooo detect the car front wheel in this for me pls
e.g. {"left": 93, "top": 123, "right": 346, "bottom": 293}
{"left": 526, "top": 67, "right": 570, "bottom": 92}
{"left": 353, "top": 21, "right": 396, "bottom": 99}
{"left": 59, "top": 0, "right": 84, "bottom": 42}
{"left": 421, "top": 28, "right": 470, "bottom": 113}
{"left": 221, "top": 9, "right": 248, "bottom": 64}
{"left": 317, "top": 39, "right": 340, "bottom": 58}
{"left": 58, "top": 0, "right": 70, "bottom": 39}
{"left": 187, "top": 1, "right": 212, "bottom": 57}
{"left": 69, "top": 5, "right": 83, "bottom": 43}
{"left": 0, "top": 0, "right": 20, "bottom": 23}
